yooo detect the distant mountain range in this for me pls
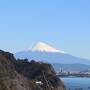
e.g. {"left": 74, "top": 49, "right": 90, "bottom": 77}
{"left": 52, "top": 63, "right": 90, "bottom": 72}
{"left": 15, "top": 42, "right": 90, "bottom": 71}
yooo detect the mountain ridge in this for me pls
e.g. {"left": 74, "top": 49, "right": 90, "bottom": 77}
{"left": 15, "top": 42, "right": 90, "bottom": 65}
{"left": 15, "top": 50, "right": 90, "bottom": 65}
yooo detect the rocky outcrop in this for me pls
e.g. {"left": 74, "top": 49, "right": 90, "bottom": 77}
{"left": 0, "top": 50, "right": 66, "bottom": 90}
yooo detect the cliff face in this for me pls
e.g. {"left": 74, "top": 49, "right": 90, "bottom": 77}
{"left": 0, "top": 50, "right": 65, "bottom": 90}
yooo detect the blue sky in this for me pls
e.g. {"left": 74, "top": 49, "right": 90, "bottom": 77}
{"left": 0, "top": 0, "right": 90, "bottom": 59}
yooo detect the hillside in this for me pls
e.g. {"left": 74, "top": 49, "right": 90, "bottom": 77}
{"left": 0, "top": 50, "right": 65, "bottom": 90}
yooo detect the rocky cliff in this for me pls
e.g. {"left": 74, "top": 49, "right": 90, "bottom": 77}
{"left": 0, "top": 50, "right": 66, "bottom": 90}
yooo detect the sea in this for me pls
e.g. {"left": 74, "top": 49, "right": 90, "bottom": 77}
{"left": 61, "top": 77, "right": 90, "bottom": 90}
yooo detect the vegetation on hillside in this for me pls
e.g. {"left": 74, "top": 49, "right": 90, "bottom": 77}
{"left": 0, "top": 50, "right": 66, "bottom": 90}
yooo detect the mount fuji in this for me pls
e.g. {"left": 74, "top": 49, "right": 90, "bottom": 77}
{"left": 31, "top": 42, "right": 66, "bottom": 53}
{"left": 15, "top": 42, "right": 90, "bottom": 65}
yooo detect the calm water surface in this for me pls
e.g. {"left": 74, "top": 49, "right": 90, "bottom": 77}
{"left": 61, "top": 77, "right": 90, "bottom": 90}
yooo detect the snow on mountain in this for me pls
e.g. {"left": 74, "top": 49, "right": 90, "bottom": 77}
{"left": 31, "top": 42, "right": 66, "bottom": 53}
{"left": 15, "top": 42, "right": 90, "bottom": 65}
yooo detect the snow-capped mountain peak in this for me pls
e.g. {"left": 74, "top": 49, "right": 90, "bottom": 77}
{"left": 15, "top": 42, "right": 90, "bottom": 65}
{"left": 31, "top": 42, "right": 66, "bottom": 53}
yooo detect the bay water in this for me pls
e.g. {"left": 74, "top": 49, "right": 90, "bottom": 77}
{"left": 61, "top": 77, "right": 90, "bottom": 90}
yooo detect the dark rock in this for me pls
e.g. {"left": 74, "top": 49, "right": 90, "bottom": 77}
{"left": 0, "top": 50, "right": 66, "bottom": 90}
